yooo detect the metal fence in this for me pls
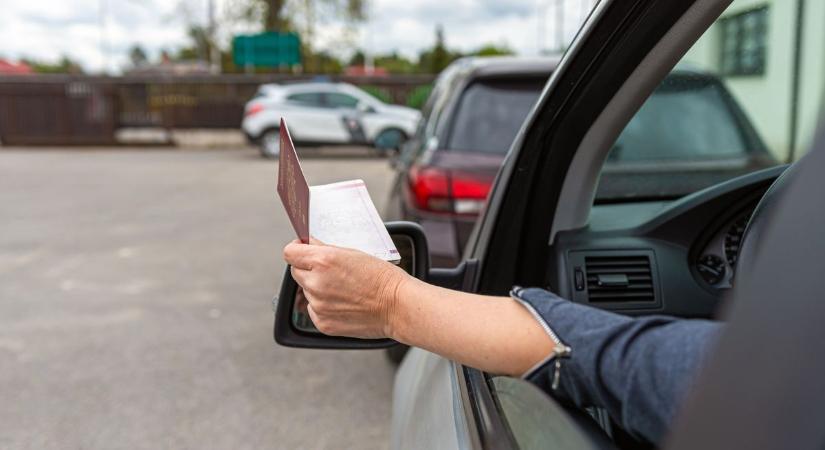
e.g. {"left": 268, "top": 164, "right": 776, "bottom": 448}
{"left": 0, "top": 74, "right": 434, "bottom": 146}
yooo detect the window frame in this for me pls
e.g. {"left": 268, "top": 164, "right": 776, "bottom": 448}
{"left": 325, "top": 91, "right": 361, "bottom": 109}
{"left": 285, "top": 91, "right": 325, "bottom": 108}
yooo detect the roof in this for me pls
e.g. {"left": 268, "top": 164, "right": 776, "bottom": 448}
{"left": 450, "top": 56, "right": 561, "bottom": 79}
{"left": 0, "top": 59, "right": 33, "bottom": 75}
{"left": 257, "top": 80, "right": 361, "bottom": 94}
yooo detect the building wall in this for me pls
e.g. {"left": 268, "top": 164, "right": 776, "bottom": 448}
{"left": 796, "top": 0, "right": 825, "bottom": 158}
{"left": 682, "top": 0, "right": 822, "bottom": 161}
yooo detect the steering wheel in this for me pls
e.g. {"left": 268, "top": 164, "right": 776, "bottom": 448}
{"left": 734, "top": 163, "right": 799, "bottom": 277}
{"left": 665, "top": 132, "right": 825, "bottom": 449}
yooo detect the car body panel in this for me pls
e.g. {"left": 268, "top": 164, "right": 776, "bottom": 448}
{"left": 385, "top": 57, "right": 557, "bottom": 267}
{"left": 392, "top": 0, "right": 740, "bottom": 447}
{"left": 241, "top": 82, "right": 420, "bottom": 146}
{"left": 391, "top": 348, "right": 471, "bottom": 450}
{"left": 387, "top": 62, "right": 775, "bottom": 268}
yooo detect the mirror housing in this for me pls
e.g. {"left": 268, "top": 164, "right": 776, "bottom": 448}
{"left": 273, "top": 221, "right": 430, "bottom": 349}
{"left": 356, "top": 101, "right": 376, "bottom": 114}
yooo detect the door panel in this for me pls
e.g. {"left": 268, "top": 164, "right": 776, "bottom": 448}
{"left": 391, "top": 348, "right": 471, "bottom": 450}
{"left": 282, "top": 93, "right": 349, "bottom": 143}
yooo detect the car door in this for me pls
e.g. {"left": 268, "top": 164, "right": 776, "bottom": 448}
{"left": 391, "top": 0, "right": 735, "bottom": 447}
{"left": 282, "top": 90, "right": 350, "bottom": 143}
{"left": 326, "top": 91, "right": 369, "bottom": 143}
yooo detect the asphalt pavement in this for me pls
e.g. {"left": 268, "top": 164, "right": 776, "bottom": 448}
{"left": 0, "top": 146, "right": 398, "bottom": 450}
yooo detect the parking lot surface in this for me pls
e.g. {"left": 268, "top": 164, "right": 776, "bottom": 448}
{"left": 0, "top": 147, "right": 397, "bottom": 450}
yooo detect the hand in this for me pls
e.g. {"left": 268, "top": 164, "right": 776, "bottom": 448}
{"left": 283, "top": 239, "right": 411, "bottom": 339}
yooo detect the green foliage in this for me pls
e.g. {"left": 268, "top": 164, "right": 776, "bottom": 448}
{"left": 242, "top": 0, "right": 365, "bottom": 32}
{"left": 473, "top": 44, "right": 515, "bottom": 57}
{"left": 374, "top": 52, "right": 417, "bottom": 74}
{"left": 349, "top": 50, "right": 365, "bottom": 67}
{"left": 359, "top": 85, "right": 393, "bottom": 103}
{"left": 304, "top": 50, "right": 343, "bottom": 73}
{"left": 21, "top": 56, "right": 84, "bottom": 74}
{"left": 129, "top": 45, "right": 149, "bottom": 67}
{"left": 406, "top": 84, "right": 433, "bottom": 110}
{"left": 417, "top": 24, "right": 462, "bottom": 73}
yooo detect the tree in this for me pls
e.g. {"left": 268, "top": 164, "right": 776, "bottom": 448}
{"left": 128, "top": 45, "right": 149, "bottom": 67}
{"left": 418, "top": 24, "right": 461, "bottom": 73}
{"left": 305, "top": 50, "right": 344, "bottom": 73}
{"left": 349, "top": 49, "right": 365, "bottom": 67}
{"left": 21, "top": 55, "right": 84, "bottom": 74}
{"left": 235, "top": 0, "right": 366, "bottom": 72}
{"left": 431, "top": 24, "right": 449, "bottom": 72}
{"left": 237, "top": 0, "right": 365, "bottom": 33}
{"left": 473, "top": 44, "right": 515, "bottom": 57}
{"left": 373, "top": 52, "right": 416, "bottom": 74}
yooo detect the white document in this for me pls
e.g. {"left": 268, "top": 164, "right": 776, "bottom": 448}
{"left": 310, "top": 179, "right": 400, "bottom": 262}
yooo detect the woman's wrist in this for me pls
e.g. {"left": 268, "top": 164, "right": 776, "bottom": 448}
{"left": 383, "top": 272, "right": 422, "bottom": 343}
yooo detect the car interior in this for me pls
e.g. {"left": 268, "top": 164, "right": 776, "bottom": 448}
{"left": 274, "top": 0, "right": 824, "bottom": 448}
{"left": 465, "top": 0, "right": 821, "bottom": 447}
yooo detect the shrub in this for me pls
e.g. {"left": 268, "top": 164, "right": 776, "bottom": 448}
{"left": 360, "top": 85, "right": 393, "bottom": 104}
{"left": 406, "top": 84, "right": 433, "bottom": 110}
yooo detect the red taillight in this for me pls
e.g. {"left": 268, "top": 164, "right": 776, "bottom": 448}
{"left": 407, "top": 166, "right": 491, "bottom": 214}
{"left": 245, "top": 103, "right": 264, "bottom": 117}
{"left": 409, "top": 166, "right": 450, "bottom": 212}
{"left": 450, "top": 172, "right": 491, "bottom": 214}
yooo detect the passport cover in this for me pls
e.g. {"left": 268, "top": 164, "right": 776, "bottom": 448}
{"left": 277, "top": 118, "right": 310, "bottom": 243}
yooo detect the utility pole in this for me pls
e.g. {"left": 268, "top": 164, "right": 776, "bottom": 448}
{"left": 364, "top": 0, "right": 374, "bottom": 75}
{"left": 787, "top": 0, "right": 805, "bottom": 162}
{"left": 98, "top": 0, "right": 109, "bottom": 74}
{"left": 208, "top": 0, "right": 220, "bottom": 73}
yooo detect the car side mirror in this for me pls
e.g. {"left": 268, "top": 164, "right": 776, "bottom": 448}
{"left": 357, "top": 102, "right": 376, "bottom": 114}
{"left": 273, "top": 221, "right": 430, "bottom": 349}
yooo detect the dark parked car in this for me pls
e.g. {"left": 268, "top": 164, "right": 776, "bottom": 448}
{"left": 385, "top": 58, "right": 776, "bottom": 267}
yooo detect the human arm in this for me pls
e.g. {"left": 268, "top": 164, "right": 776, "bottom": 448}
{"left": 284, "top": 239, "right": 555, "bottom": 376}
{"left": 283, "top": 240, "right": 722, "bottom": 443}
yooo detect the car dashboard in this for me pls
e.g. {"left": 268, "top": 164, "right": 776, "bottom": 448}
{"left": 547, "top": 165, "right": 787, "bottom": 319}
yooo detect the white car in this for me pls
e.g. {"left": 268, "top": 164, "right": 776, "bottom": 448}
{"left": 241, "top": 82, "right": 421, "bottom": 158}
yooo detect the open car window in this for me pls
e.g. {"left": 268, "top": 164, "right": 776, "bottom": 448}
{"left": 594, "top": 0, "right": 820, "bottom": 203}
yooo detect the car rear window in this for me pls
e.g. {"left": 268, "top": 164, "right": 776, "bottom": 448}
{"left": 446, "top": 77, "right": 546, "bottom": 154}
{"left": 608, "top": 74, "right": 749, "bottom": 162}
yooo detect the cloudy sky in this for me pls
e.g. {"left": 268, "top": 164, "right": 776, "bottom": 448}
{"left": 0, "top": 0, "right": 596, "bottom": 73}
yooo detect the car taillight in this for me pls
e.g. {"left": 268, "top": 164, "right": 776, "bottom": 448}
{"left": 245, "top": 103, "right": 264, "bottom": 117}
{"left": 408, "top": 166, "right": 491, "bottom": 215}
{"left": 451, "top": 173, "right": 490, "bottom": 214}
{"left": 409, "top": 166, "right": 450, "bottom": 212}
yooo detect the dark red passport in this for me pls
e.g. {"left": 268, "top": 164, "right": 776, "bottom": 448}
{"left": 277, "top": 118, "right": 310, "bottom": 243}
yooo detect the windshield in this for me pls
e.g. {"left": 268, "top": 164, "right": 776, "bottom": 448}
{"left": 594, "top": 0, "right": 817, "bottom": 203}
{"left": 609, "top": 74, "right": 752, "bottom": 163}
{"left": 446, "top": 77, "right": 546, "bottom": 154}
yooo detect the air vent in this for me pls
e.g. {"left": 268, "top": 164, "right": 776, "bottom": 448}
{"left": 584, "top": 255, "right": 655, "bottom": 303}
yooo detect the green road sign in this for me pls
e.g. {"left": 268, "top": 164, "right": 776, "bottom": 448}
{"left": 232, "top": 32, "right": 301, "bottom": 67}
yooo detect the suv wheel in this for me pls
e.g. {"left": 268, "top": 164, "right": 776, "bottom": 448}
{"left": 374, "top": 128, "right": 406, "bottom": 153}
{"left": 259, "top": 128, "right": 280, "bottom": 159}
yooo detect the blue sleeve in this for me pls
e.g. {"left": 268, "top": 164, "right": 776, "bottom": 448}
{"left": 512, "top": 287, "right": 722, "bottom": 444}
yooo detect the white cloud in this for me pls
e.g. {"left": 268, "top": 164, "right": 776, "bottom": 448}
{"left": 0, "top": 0, "right": 596, "bottom": 73}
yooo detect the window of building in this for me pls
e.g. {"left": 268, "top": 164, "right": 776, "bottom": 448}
{"left": 719, "top": 6, "right": 769, "bottom": 76}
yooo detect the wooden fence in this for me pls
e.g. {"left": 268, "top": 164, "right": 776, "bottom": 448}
{"left": 0, "top": 74, "right": 434, "bottom": 145}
